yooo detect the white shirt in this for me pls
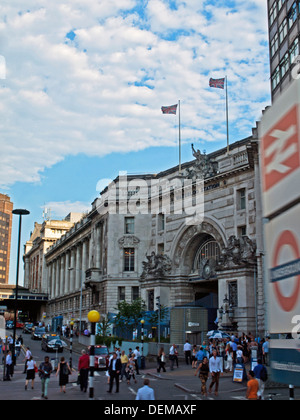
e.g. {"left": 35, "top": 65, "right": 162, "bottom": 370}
{"left": 184, "top": 343, "right": 192, "bottom": 351}
{"left": 209, "top": 356, "right": 223, "bottom": 373}
{"left": 133, "top": 349, "right": 141, "bottom": 360}
{"left": 27, "top": 360, "right": 36, "bottom": 370}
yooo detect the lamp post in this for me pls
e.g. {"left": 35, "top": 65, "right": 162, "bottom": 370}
{"left": 69, "top": 320, "right": 74, "bottom": 369}
{"left": 88, "top": 310, "right": 100, "bottom": 400}
{"left": 140, "top": 319, "right": 145, "bottom": 357}
{"left": 12, "top": 208, "right": 30, "bottom": 366}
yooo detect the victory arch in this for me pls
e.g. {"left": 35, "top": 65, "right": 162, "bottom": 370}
{"left": 169, "top": 218, "right": 259, "bottom": 335}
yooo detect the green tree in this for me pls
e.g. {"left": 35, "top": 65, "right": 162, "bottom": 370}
{"left": 114, "top": 298, "right": 146, "bottom": 337}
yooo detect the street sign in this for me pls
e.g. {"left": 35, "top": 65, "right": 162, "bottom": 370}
{"left": 265, "top": 204, "right": 300, "bottom": 333}
{"left": 270, "top": 340, "right": 300, "bottom": 386}
{"left": 259, "top": 78, "right": 300, "bottom": 218}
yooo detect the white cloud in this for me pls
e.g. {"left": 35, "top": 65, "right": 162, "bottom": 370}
{"left": 42, "top": 200, "right": 91, "bottom": 219}
{"left": 0, "top": 0, "right": 271, "bottom": 188}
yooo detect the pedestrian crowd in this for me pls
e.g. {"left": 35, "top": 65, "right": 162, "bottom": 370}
{"left": 178, "top": 332, "right": 270, "bottom": 400}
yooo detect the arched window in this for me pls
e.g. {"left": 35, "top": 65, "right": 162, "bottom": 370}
{"left": 193, "top": 240, "right": 220, "bottom": 271}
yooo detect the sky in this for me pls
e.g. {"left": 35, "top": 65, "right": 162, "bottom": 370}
{"left": 0, "top": 0, "right": 271, "bottom": 285}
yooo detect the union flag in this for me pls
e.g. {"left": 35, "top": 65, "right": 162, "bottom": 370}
{"left": 161, "top": 104, "right": 178, "bottom": 114}
{"left": 209, "top": 77, "right": 225, "bottom": 89}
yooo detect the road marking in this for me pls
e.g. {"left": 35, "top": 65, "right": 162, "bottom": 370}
{"left": 128, "top": 387, "right": 137, "bottom": 396}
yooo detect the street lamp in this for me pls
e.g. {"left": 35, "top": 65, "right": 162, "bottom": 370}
{"left": 88, "top": 310, "right": 100, "bottom": 400}
{"left": 12, "top": 208, "right": 30, "bottom": 366}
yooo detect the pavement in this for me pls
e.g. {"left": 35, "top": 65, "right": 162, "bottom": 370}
{"left": 0, "top": 336, "right": 297, "bottom": 401}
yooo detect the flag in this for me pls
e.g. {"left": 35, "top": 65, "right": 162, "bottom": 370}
{"left": 209, "top": 77, "right": 225, "bottom": 89}
{"left": 161, "top": 104, "right": 178, "bottom": 114}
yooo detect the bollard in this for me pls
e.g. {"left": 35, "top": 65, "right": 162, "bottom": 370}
{"left": 289, "top": 384, "right": 295, "bottom": 400}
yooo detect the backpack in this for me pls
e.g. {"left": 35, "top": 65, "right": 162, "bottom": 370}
{"left": 260, "top": 366, "right": 268, "bottom": 382}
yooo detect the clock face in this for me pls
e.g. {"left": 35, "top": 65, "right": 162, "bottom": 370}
{"left": 203, "top": 264, "right": 211, "bottom": 279}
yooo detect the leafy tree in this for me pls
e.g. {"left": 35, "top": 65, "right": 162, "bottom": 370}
{"left": 114, "top": 298, "right": 146, "bottom": 337}
{"left": 97, "top": 315, "right": 112, "bottom": 338}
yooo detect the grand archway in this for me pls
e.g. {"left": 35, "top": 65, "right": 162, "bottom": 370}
{"left": 170, "top": 220, "right": 226, "bottom": 330}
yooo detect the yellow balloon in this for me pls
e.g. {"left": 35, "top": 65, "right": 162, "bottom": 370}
{"left": 88, "top": 310, "right": 100, "bottom": 323}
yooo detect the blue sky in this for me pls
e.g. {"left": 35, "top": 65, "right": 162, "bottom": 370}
{"left": 0, "top": 0, "right": 271, "bottom": 285}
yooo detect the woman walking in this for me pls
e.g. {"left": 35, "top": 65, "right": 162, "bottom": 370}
{"left": 126, "top": 355, "right": 137, "bottom": 384}
{"left": 157, "top": 348, "right": 166, "bottom": 373}
{"left": 56, "top": 357, "right": 71, "bottom": 393}
{"left": 25, "top": 355, "right": 37, "bottom": 390}
{"left": 195, "top": 356, "right": 209, "bottom": 397}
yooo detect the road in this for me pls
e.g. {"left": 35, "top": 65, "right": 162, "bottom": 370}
{"left": 0, "top": 329, "right": 298, "bottom": 402}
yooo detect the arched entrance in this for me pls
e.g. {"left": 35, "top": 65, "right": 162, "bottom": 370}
{"left": 171, "top": 221, "right": 226, "bottom": 331}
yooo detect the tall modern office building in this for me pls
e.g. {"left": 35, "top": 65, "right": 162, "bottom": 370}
{"left": 268, "top": 0, "right": 300, "bottom": 101}
{"left": 0, "top": 194, "right": 13, "bottom": 284}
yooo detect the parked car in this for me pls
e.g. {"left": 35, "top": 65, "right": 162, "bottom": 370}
{"left": 5, "top": 320, "right": 14, "bottom": 330}
{"left": 31, "top": 327, "right": 46, "bottom": 340}
{"left": 41, "top": 334, "right": 65, "bottom": 353}
{"left": 23, "top": 322, "right": 34, "bottom": 334}
{"left": 89, "top": 345, "right": 110, "bottom": 370}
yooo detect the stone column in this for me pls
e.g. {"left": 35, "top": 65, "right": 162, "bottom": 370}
{"left": 55, "top": 258, "right": 60, "bottom": 297}
{"left": 76, "top": 244, "right": 81, "bottom": 290}
{"left": 65, "top": 251, "right": 70, "bottom": 294}
{"left": 24, "top": 257, "right": 30, "bottom": 289}
{"left": 60, "top": 254, "right": 65, "bottom": 296}
{"left": 70, "top": 249, "right": 75, "bottom": 292}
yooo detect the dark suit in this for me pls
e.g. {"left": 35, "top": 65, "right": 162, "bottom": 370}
{"left": 108, "top": 358, "right": 122, "bottom": 393}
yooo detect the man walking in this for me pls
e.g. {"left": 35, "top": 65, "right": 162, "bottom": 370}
{"left": 208, "top": 350, "right": 223, "bottom": 396}
{"left": 78, "top": 350, "right": 90, "bottom": 393}
{"left": 133, "top": 346, "right": 141, "bottom": 375}
{"left": 39, "top": 356, "right": 53, "bottom": 399}
{"left": 184, "top": 340, "right": 192, "bottom": 365}
{"left": 107, "top": 352, "right": 121, "bottom": 393}
{"left": 136, "top": 379, "right": 155, "bottom": 400}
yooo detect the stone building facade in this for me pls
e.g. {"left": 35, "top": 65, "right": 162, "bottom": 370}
{"left": 44, "top": 131, "right": 266, "bottom": 338}
{"left": 0, "top": 194, "right": 13, "bottom": 284}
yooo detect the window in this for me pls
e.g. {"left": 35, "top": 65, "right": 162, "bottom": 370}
{"left": 132, "top": 286, "right": 139, "bottom": 301}
{"left": 148, "top": 290, "right": 154, "bottom": 311}
{"left": 229, "top": 281, "right": 238, "bottom": 308}
{"left": 272, "top": 66, "right": 281, "bottom": 90}
{"left": 269, "top": 1, "right": 278, "bottom": 26}
{"left": 158, "top": 213, "right": 165, "bottom": 231}
{"left": 288, "top": 2, "right": 297, "bottom": 29}
{"left": 290, "top": 37, "right": 299, "bottom": 64}
{"left": 279, "top": 19, "right": 288, "bottom": 44}
{"left": 157, "top": 243, "right": 164, "bottom": 255}
{"left": 280, "top": 52, "right": 290, "bottom": 77}
{"left": 125, "top": 217, "right": 135, "bottom": 234}
{"left": 237, "top": 188, "right": 246, "bottom": 210}
{"left": 124, "top": 248, "right": 135, "bottom": 272}
{"left": 194, "top": 240, "right": 220, "bottom": 271}
{"left": 271, "top": 32, "right": 279, "bottom": 57}
{"left": 278, "top": 0, "right": 286, "bottom": 11}
{"left": 238, "top": 225, "right": 247, "bottom": 237}
{"left": 118, "top": 286, "right": 126, "bottom": 302}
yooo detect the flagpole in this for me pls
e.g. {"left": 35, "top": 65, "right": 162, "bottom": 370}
{"left": 178, "top": 99, "right": 181, "bottom": 174}
{"left": 225, "top": 76, "right": 229, "bottom": 154}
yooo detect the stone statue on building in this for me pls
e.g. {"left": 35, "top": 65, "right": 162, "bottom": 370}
{"left": 141, "top": 252, "right": 172, "bottom": 279}
{"left": 190, "top": 144, "right": 218, "bottom": 178}
{"left": 217, "top": 235, "right": 256, "bottom": 269}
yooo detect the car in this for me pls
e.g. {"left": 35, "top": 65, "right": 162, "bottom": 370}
{"left": 31, "top": 327, "right": 46, "bottom": 340}
{"left": 5, "top": 320, "right": 14, "bottom": 330}
{"left": 89, "top": 345, "right": 110, "bottom": 370}
{"left": 16, "top": 321, "right": 25, "bottom": 329}
{"left": 41, "top": 334, "right": 65, "bottom": 353}
{"left": 23, "top": 322, "right": 34, "bottom": 334}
